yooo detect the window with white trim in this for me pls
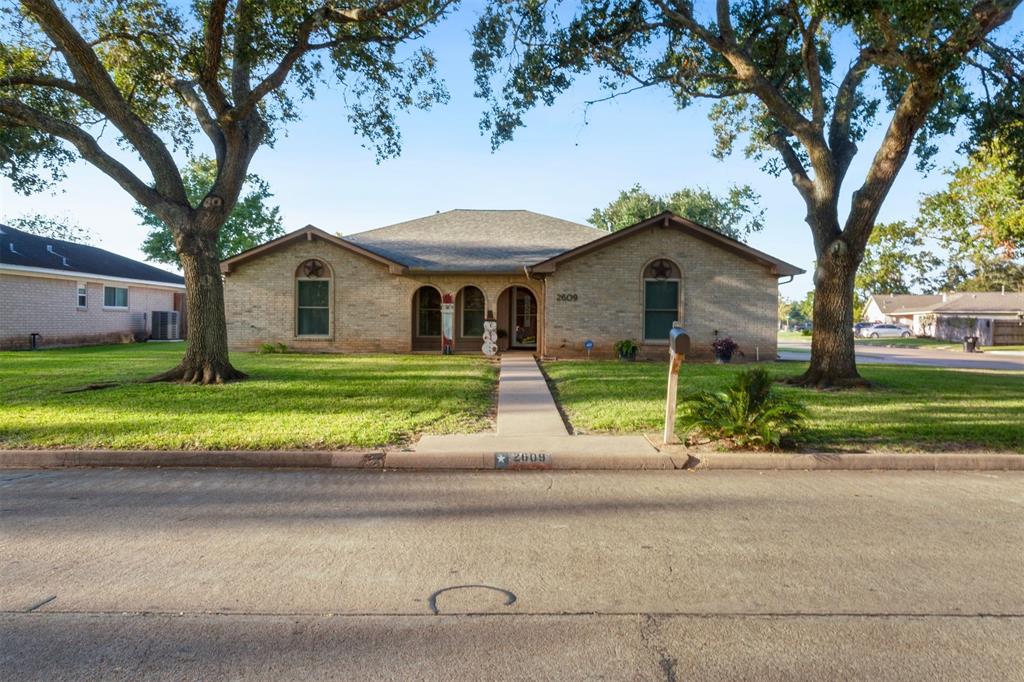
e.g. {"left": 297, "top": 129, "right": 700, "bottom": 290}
{"left": 296, "top": 259, "right": 331, "bottom": 336}
{"left": 77, "top": 282, "right": 87, "bottom": 308}
{"left": 103, "top": 286, "right": 128, "bottom": 308}
{"left": 643, "top": 259, "right": 681, "bottom": 341}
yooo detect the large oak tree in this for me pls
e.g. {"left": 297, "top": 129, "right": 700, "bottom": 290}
{"left": 1, "top": 0, "right": 455, "bottom": 383}
{"left": 472, "top": 0, "right": 1022, "bottom": 386}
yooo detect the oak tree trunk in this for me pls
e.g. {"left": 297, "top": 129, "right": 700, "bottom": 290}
{"left": 147, "top": 228, "right": 246, "bottom": 384}
{"left": 789, "top": 240, "right": 868, "bottom": 389}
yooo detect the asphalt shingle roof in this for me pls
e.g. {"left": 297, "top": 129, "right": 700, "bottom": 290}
{"left": 344, "top": 209, "right": 605, "bottom": 272}
{"left": 872, "top": 292, "right": 1024, "bottom": 314}
{"left": 0, "top": 224, "right": 184, "bottom": 285}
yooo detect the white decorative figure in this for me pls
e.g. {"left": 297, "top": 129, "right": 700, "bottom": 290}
{"left": 482, "top": 318, "right": 498, "bottom": 357}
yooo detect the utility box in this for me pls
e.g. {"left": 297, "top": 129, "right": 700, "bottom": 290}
{"left": 151, "top": 311, "right": 180, "bottom": 340}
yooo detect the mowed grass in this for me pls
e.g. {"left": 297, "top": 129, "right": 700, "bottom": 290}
{"left": 0, "top": 343, "right": 497, "bottom": 449}
{"left": 543, "top": 360, "right": 1024, "bottom": 452}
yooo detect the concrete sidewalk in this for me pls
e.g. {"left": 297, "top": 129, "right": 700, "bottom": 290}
{"left": 404, "top": 353, "right": 667, "bottom": 468}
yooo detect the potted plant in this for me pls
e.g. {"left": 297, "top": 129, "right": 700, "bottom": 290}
{"left": 614, "top": 339, "right": 638, "bottom": 361}
{"left": 712, "top": 336, "right": 738, "bottom": 363}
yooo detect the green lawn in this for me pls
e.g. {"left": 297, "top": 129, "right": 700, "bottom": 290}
{"left": 0, "top": 343, "right": 497, "bottom": 449}
{"left": 542, "top": 360, "right": 1024, "bottom": 452}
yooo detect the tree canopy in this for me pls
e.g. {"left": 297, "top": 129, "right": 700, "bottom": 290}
{"left": 1, "top": 0, "right": 457, "bottom": 383}
{"left": 589, "top": 183, "right": 763, "bottom": 239}
{"left": 472, "top": 0, "right": 1022, "bottom": 386}
{"left": 135, "top": 156, "right": 283, "bottom": 266}
{"left": 855, "top": 221, "right": 941, "bottom": 299}
{"left": 4, "top": 212, "right": 95, "bottom": 243}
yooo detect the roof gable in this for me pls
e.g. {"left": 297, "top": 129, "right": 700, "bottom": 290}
{"left": 0, "top": 224, "right": 184, "bottom": 286}
{"left": 220, "top": 225, "right": 407, "bottom": 273}
{"left": 529, "top": 212, "right": 805, "bottom": 277}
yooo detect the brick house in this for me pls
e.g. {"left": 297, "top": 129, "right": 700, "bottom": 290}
{"left": 864, "top": 292, "right": 1024, "bottom": 345}
{"left": 221, "top": 210, "right": 803, "bottom": 360}
{"left": 0, "top": 224, "right": 186, "bottom": 349}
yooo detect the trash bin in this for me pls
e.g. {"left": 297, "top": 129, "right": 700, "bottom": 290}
{"left": 963, "top": 336, "right": 979, "bottom": 353}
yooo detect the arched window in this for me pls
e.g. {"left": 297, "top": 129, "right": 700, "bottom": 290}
{"left": 296, "top": 259, "right": 330, "bottom": 336}
{"left": 416, "top": 286, "right": 442, "bottom": 337}
{"left": 461, "top": 286, "right": 486, "bottom": 337}
{"left": 643, "top": 259, "right": 681, "bottom": 341}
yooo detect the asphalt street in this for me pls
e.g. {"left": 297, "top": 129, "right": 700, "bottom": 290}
{"left": 2, "top": 468, "right": 1022, "bottom": 680}
{"left": 779, "top": 340, "right": 1024, "bottom": 370}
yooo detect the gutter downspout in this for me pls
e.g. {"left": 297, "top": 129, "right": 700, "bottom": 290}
{"left": 524, "top": 265, "right": 543, "bottom": 356}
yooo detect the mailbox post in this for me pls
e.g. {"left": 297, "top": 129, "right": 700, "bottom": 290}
{"left": 663, "top": 324, "right": 690, "bottom": 445}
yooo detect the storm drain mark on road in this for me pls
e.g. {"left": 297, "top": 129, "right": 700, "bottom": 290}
{"left": 427, "top": 585, "right": 517, "bottom": 615}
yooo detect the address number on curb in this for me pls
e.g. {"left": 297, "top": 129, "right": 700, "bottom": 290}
{"left": 495, "top": 452, "right": 552, "bottom": 469}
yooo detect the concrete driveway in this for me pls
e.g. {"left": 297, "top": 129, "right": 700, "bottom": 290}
{"left": 780, "top": 339, "right": 1024, "bottom": 370}
{"left": 2, "top": 468, "right": 1022, "bottom": 680}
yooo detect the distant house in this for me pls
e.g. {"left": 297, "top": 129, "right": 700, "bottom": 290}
{"left": 863, "top": 292, "right": 1024, "bottom": 346}
{"left": 221, "top": 209, "right": 803, "bottom": 360}
{"left": 0, "top": 224, "right": 186, "bottom": 350}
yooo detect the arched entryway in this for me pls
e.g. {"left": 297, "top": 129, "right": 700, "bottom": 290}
{"left": 496, "top": 285, "right": 538, "bottom": 350}
{"left": 411, "top": 285, "right": 442, "bottom": 351}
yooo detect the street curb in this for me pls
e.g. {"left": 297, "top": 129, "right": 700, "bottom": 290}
{"left": 689, "top": 452, "right": 1024, "bottom": 471}
{"left": 0, "top": 449, "right": 386, "bottom": 469}
{"left": 0, "top": 449, "right": 1019, "bottom": 471}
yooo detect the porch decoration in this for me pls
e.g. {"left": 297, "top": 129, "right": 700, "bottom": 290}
{"left": 441, "top": 293, "right": 455, "bottom": 354}
{"left": 482, "top": 316, "right": 498, "bottom": 357}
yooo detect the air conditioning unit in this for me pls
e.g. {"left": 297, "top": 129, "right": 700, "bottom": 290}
{"left": 151, "top": 311, "right": 180, "bottom": 340}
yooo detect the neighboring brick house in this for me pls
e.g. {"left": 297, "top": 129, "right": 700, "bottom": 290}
{"left": 221, "top": 210, "right": 803, "bottom": 360}
{"left": 0, "top": 224, "right": 186, "bottom": 349}
{"left": 864, "top": 292, "right": 1024, "bottom": 346}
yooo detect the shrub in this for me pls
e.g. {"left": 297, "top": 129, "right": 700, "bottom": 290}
{"left": 711, "top": 336, "right": 738, "bottom": 355}
{"left": 800, "top": 329, "right": 813, "bottom": 336}
{"left": 614, "top": 339, "right": 638, "bottom": 359}
{"left": 258, "top": 342, "right": 289, "bottom": 354}
{"left": 678, "top": 368, "right": 807, "bottom": 449}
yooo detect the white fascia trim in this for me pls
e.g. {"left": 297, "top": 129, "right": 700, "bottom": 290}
{"left": 0, "top": 263, "right": 185, "bottom": 290}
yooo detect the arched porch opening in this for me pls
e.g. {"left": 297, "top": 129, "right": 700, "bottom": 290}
{"left": 496, "top": 285, "right": 539, "bottom": 351}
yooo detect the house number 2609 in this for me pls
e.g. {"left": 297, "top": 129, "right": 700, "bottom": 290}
{"left": 556, "top": 293, "right": 578, "bottom": 302}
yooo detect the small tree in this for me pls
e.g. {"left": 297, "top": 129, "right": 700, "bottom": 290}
{"left": 2, "top": 0, "right": 456, "bottom": 383}
{"left": 472, "top": 0, "right": 1021, "bottom": 386}
{"left": 135, "top": 156, "right": 283, "bottom": 267}
{"left": 589, "top": 183, "right": 764, "bottom": 239}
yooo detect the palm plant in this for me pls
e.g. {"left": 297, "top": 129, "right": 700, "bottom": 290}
{"left": 678, "top": 368, "right": 808, "bottom": 449}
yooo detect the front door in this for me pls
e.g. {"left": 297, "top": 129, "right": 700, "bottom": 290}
{"left": 511, "top": 286, "right": 538, "bottom": 349}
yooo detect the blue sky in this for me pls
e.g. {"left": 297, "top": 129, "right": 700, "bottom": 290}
{"left": 2, "top": 5, "right": 1020, "bottom": 300}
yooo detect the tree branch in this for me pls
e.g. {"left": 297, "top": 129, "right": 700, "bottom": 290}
{"left": 768, "top": 129, "right": 814, "bottom": 203}
{"left": 790, "top": 2, "right": 825, "bottom": 128}
{"left": 20, "top": 0, "right": 186, "bottom": 204}
{"left": 200, "top": 0, "right": 232, "bottom": 114}
{"left": 171, "top": 80, "right": 227, "bottom": 163}
{"left": 0, "top": 98, "right": 173, "bottom": 214}
{"left": 828, "top": 55, "right": 871, "bottom": 182}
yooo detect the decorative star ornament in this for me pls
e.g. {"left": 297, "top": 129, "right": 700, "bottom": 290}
{"left": 303, "top": 260, "right": 325, "bottom": 278}
{"left": 651, "top": 260, "right": 672, "bottom": 279}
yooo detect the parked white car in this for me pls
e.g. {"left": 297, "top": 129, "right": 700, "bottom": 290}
{"left": 860, "top": 323, "right": 912, "bottom": 338}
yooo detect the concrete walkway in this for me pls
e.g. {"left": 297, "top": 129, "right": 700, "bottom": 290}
{"left": 495, "top": 353, "right": 568, "bottom": 436}
{"left": 411, "top": 353, "right": 664, "bottom": 467}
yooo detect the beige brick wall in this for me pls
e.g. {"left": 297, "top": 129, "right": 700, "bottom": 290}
{"left": 0, "top": 273, "right": 178, "bottom": 349}
{"left": 223, "top": 237, "right": 539, "bottom": 352}
{"left": 541, "top": 225, "right": 779, "bottom": 361}
{"left": 223, "top": 227, "right": 779, "bottom": 361}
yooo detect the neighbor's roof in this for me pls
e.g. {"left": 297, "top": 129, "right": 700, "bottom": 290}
{"left": 870, "top": 292, "right": 1024, "bottom": 315}
{"left": 869, "top": 294, "right": 946, "bottom": 315}
{"left": 0, "top": 224, "right": 184, "bottom": 286}
{"left": 344, "top": 209, "right": 605, "bottom": 273}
